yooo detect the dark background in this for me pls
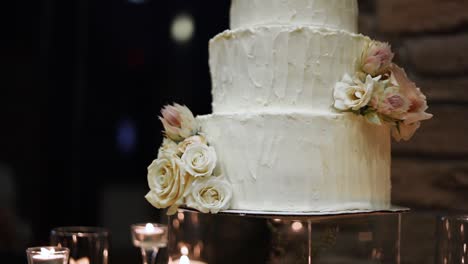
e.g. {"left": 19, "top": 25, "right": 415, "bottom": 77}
{"left": 8, "top": 0, "right": 468, "bottom": 263}
{"left": 10, "top": 0, "right": 230, "bottom": 262}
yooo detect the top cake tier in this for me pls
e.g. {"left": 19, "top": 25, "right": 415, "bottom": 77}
{"left": 230, "top": 0, "right": 358, "bottom": 33}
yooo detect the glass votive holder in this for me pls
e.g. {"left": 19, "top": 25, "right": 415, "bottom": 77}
{"left": 131, "top": 223, "right": 168, "bottom": 264}
{"left": 50, "top": 227, "right": 109, "bottom": 264}
{"left": 436, "top": 215, "right": 468, "bottom": 264}
{"left": 26, "top": 246, "right": 70, "bottom": 264}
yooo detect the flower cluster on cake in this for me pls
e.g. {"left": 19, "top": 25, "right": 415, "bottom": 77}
{"left": 145, "top": 0, "right": 433, "bottom": 215}
{"left": 333, "top": 41, "right": 432, "bottom": 141}
{"left": 145, "top": 104, "right": 232, "bottom": 215}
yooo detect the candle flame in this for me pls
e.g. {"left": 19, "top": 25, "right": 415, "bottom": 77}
{"left": 40, "top": 247, "right": 55, "bottom": 256}
{"left": 181, "top": 246, "right": 189, "bottom": 256}
{"left": 145, "top": 223, "right": 155, "bottom": 233}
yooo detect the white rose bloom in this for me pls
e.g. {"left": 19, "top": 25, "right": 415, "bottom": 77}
{"left": 334, "top": 74, "right": 381, "bottom": 111}
{"left": 178, "top": 135, "right": 207, "bottom": 154}
{"left": 145, "top": 157, "right": 193, "bottom": 212}
{"left": 186, "top": 177, "right": 233, "bottom": 214}
{"left": 158, "top": 138, "right": 179, "bottom": 159}
{"left": 181, "top": 143, "right": 217, "bottom": 178}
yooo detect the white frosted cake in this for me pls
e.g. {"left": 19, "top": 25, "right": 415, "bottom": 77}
{"left": 145, "top": 0, "right": 432, "bottom": 214}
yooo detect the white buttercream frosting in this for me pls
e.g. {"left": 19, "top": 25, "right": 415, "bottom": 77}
{"left": 209, "top": 26, "right": 370, "bottom": 113}
{"left": 230, "top": 0, "right": 358, "bottom": 32}
{"left": 198, "top": 112, "right": 391, "bottom": 212}
{"left": 188, "top": 0, "right": 394, "bottom": 213}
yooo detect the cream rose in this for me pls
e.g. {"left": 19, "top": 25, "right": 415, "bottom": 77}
{"left": 186, "top": 177, "right": 233, "bottom": 214}
{"left": 181, "top": 143, "right": 217, "bottom": 178}
{"left": 334, "top": 74, "right": 381, "bottom": 111}
{"left": 145, "top": 157, "right": 193, "bottom": 213}
{"left": 158, "top": 138, "right": 179, "bottom": 159}
{"left": 160, "top": 103, "right": 199, "bottom": 141}
{"left": 178, "top": 135, "right": 207, "bottom": 154}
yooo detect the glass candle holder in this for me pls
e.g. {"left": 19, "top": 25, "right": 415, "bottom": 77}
{"left": 50, "top": 227, "right": 109, "bottom": 264}
{"left": 436, "top": 215, "right": 468, "bottom": 264}
{"left": 131, "top": 223, "right": 168, "bottom": 264}
{"left": 168, "top": 209, "right": 402, "bottom": 263}
{"left": 26, "top": 247, "right": 70, "bottom": 264}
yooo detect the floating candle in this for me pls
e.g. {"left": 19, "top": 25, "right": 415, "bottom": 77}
{"left": 131, "top": 223, "right": 168, "bottom": 249}
{"left": 26, "top": 247, "right": 69, "bottom": 264}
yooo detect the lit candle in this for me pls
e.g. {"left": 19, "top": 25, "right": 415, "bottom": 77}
{"left": 131, "top": 223, "right": 167, "bottom": 249}
{"left": 27, "top": 247, "right": 69, "bottom": 264}
{"left": 169, "top": 246, "right": 207, "bottom": 264}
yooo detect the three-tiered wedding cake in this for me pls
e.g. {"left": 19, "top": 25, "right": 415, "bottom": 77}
{"left": 145, "top": 0, "right": 432, "bottom": 214}
{"left": 198, "top": 0, "right": 389, "bottom": 212}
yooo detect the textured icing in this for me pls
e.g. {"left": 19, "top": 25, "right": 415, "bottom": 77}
{"left": 209, "top": 26, "right": 370, "bottom": 113}
{"left": 198, "top": 112, "right": 391, "bottom": 212}
{"left": 230, "top": 0, "right": 358, "bottom": 32}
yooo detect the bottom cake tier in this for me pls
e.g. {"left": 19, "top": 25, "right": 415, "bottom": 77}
{"left": 197, "top": 111, "right": 391, "bottom": 212}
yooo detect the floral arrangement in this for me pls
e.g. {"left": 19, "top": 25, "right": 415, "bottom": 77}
{"left": 145, "top": 104, "right": 232, "bottom": 215}
{"left": 333, "top": 41, "right": 433, "bottom": 141}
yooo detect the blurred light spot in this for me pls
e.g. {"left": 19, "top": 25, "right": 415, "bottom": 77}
{"left": 273, "top": 219, "right": 282, "bottom": 223}
{"left": 177, "top": 212, "right": 185, "bottom": 221}
{"left": 171, "top": 13, "right": 195, "bottom": 44}
{"left": 116, "top": 118, "right": 137, "bottom": 154}
{"left": 128, "top": 0, "right": 145, "bottom": 4}
{"left": 194, "top": 242, "right": 203, "bottom": 258}
{"left": 291, "top": 221, "right": 303, "bottom": 232}
{"left": 172, "top": 219, "right": 180, "bottom": 229}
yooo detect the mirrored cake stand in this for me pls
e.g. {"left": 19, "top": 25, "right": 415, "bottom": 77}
{"left": 167, "top": 206, "right": 409, "bottom": 264}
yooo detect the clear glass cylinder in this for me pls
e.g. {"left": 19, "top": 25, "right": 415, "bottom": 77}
{"left": 168, "top": 210, "right": 402, "bottom": 264}
{"left": 50, "top": 226, "right": 109, "bottom": 264}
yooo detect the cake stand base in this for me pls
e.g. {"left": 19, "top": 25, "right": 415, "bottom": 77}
{"left": 167, "top": 207, "right": 406, "bottom": 264}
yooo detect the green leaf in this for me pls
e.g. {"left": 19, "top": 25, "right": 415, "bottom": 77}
{"left": 364, "top": 112, "right": 383, "bottom": 125}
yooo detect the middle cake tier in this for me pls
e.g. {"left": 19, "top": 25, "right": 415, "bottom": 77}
{"left": 197, "top": 111, "right": 391, "bottom": 212}
{"left": 209, "top": 26, "right": 370, "bottom": 113}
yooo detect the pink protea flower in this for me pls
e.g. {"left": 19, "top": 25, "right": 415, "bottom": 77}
{"left": 389, "top": 64, "right": 433, "bottom": 141}
{"left": 362, "top": 41, "right": 394, "bottom": 76}
{"left": 160, "top": 103, "right": 198, "bottom": 141}
{"left": 390, "top": 64, "right": 433, "bottom": 125}
{"left": 392, "top": 122, "right": 421, "bottom": 142}
{"left": 375, "top": 88, "right": 410, "bottom": 119}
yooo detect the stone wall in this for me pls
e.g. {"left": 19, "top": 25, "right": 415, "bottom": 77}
{"left": 358, "top": 0, "right": 468, "bottom": 212}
